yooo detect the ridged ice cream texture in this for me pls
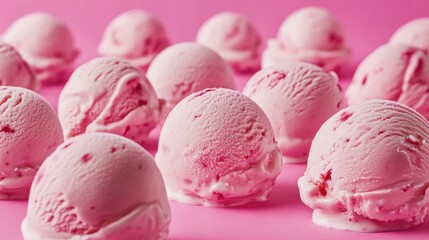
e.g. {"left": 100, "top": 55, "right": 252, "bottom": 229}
{"left": 262, "top": 6, "right": 350, "bottom": 72}
{"left": 2, "top": 12, "right": 79, "bottom": 84}
{"left": 98, "top": 9, "right": 169, "bottom": 72}
{"left": 0, "top": 43, "right": 38, "bottom": 90}
{"left": 243, "top": 62, "right": 344, "bottom": 163}
{"left": 298, "top": 100, "right": 429, "bottom": 232}
{"left": 146, "top": 42, "right": 236, "bottom": 114}
{"left": 58, "top": 57, "right": 164, "bottom": 145}
{"left": 155, "top": 88, "right": 282, "bottom": 207}
{"left": 21, "top": 132, "right": 171, "bottom": 240}
{"left": 0, "top": 87, "right": 63, "bottom": 200}
{"left": 196, "top": 12, "right": 261, "bottom": 72}
{"left": 346, "top": 43, "right": 429, "bottom": 119}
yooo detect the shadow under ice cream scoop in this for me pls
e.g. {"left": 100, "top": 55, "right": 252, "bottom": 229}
{"left": 98, "top": 9, "right": 169, "bottom": 72}
{"left": 21, "top": 132, "right": 171, "bottom": 240}
{"left": 58, "top": 57, "right": 164, "bottom": 145}
{"left": 298, "top": 100, "right": 429, "bottom": 232}
{"left": 196, "top": 12, "right": 261, "bottom": 72}
{"left": 2, "top": 12, "right": 79, "bottom": 84}
{"left": 0, "top": 87, "right": 63, "bottom": 200}
{"left": 155, "top": 88, "right": 282, "bottom": 207}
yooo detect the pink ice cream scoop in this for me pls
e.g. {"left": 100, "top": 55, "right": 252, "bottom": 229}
{"left": 98, "top": 9, "right": 169, "bottom": 72}
{"left": 262, "top": 7, "right": 350, "bottom": 72}
{"left": 243, "top": 62, "right": 344, "bottom": 163}
{"left": 0, "top": 42, "right": 38, "bottom": 90}
{"left": 390, "top": 18, "right": 429, "bottom": 52}
{"left": 21, "top": 132, "right": 171, "bottom": 240}
{"left": 196, "top": 12, "right": 261, "bottom": 72}
{"left": 155, "top": 88, "right": 282, "bottom": 207}
{"left": 346, "top": 43, "right": 429, "bottom": 119}
{"left": 58, "top": 57, "right": 164, "bottom": 145}
{"left": 2, "top": 12, "right": 79, "bottom": 84}
{"left": 0, "top": 87, "right": 63, "bottom": 200}
{"left": 298, "top": 100, "right": 429, "bottom": 232}
{"left": 146, "top": 42, "right": 236, "bottom": 114}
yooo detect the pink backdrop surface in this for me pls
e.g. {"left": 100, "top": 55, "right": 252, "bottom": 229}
{"left": 1, "top": 0, "right": 429, "bottom": 239}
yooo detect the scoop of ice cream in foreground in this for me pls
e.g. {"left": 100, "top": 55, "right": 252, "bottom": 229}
{"left": 346, "top": 43, "right": 429, "bottom": 119}
{"left": 21, "top": 133, "right": 171, "bottom": 240}
{"left": 58, "top": 57, "right": 164, "bottom": 145}
{"left": 2, "top": 12, "right": 79, "bottom": 84}
{"left": 0, "top": 43, "right": 38, "bottom": 90}
{"left": 262, "top": 7, "right": 350, "bottom": 72}
{"left": 243, "top": 62, "right": 344, "bottom": 163}
{"left": 146, "top": 42, "right": 236, "bottom": 114}
{"left": 298, "top": 100, "right": 429, "bottom": 232}
{"left": 196, "top": 12, "right": 261, "bottom": 72}
{"left": 0, "top": 87, "right": 63, "bottom": 200}
{"left": 390, "top": 18, "right": 429, "bottom": 52}
{"left": 155, "top": 88, "right": 282, "bottom": 207}
{"left": 98, "top": 9, "right": 169, "bottom": 72}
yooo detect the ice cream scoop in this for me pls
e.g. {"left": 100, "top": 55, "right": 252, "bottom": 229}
{"left": 0, "top": 43, "right": 37, "bottom": 90}
{"left": 243, "top": 62, "right": 344, "bottom": 163}
{"left": 298, "top": 100, "right": 429, "bottom": 232}
{"left": 346, "top": 43, "right": 429, "bottom": 119}
{"left": 2, "top": 12, "right": 79, "bottom": 84}
{"left": 58, "top": 57, "right": 164, "bottom": 145}
{"left": 0, "top": 87, "right": 63, "bottom": 200}
{"left": 390, "top": 18, "right": 429, "bottom": 52}
{"left": 196, "top": 12, "right": 261, "bottom": 72}
{"left": 155, "top": 88, "right": 282, "bottom": 207}
{"left": 21, "top": 132, "right": 171, "bottom": 240}
{"left": 146, "top": 42, "right": 235, "bottom": 114}
{"left": 262, "top": 7, "right": 350, "bottom": 72}
{"left": 98, "top": 9, "right": 169, "bottom": 72}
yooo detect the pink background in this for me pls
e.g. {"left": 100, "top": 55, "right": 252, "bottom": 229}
{"left": 1, "top": 0, "right": 429, "bottom": 239}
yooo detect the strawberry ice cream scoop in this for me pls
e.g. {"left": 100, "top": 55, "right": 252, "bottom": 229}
{"left": 21, "top": 132, "right": 171, "bottom": 240}
{"left": 58, "top": 57, "right": 164, "bottom": 145}
{"left": 298, "top": 100, "right": 429, "bottom": 232}
{"left": 2, "top": 12, "right": 79, "bottom": 84}
{"left": 155, "top": 88, "right": 282, "bottom": 207}
{"left": 196, "top": 12, "right": 261, "bottom": 72}
{"left": 0, "top": 43, "right": 37, "bottom": 90}
{"left": 346, "top": 43, "right": 429, "bottom": 119}
{"left": 390, "top": 18, "right": 429, "bottom": 52}
{"left": 0, "top": 87, "right": 63, "bottom": 200}
{"left": 262, "top": 7, "right": 350, "bottom": 72}
{"left": 243, "top": 62, "right": 344, "bottom": 163}
{"left": 146, "top": 42, "right": 236, "bottom": 114}
{"left": 98, "top": 9, "right": 169, "bottom": 72}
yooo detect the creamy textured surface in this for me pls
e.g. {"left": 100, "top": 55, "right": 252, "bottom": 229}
{"left": 58, "top": 57, "right": 164, "bottom": 145}
{"left": 0, "top": 43, "right": 37, "bottom": 90}
{"left": 146, "top": 42, "right": 235, "bottom": 113}
{"left": 243, "top": 62, "right": 344, "bottom": 163}
{"left": 262, "top": 7, "right": 350, "bottom": 72}
{"left": 98, "top": 9, "right": 169, "bottom": 72}
{"left": 21, "top": 133, "right": 171, "bottom": 240}
{"left": 390, "top": 18, "right": 429, "bottom": 52}
{"left": 196, "top": 12, "right": 261, "bottom": 72}
{"left": 0, "top": 87, "right": 63, "bottom": 200}
{"left": 155, "top": 88, "right": 282, "bottom": 206}
{"left": 2, "top": 12, "right": 79, "bottom": 84}
{"left": 346, "top": 43, "right": 429, "bottom": 119}
{"left": 298, "top": 100, "right": 429, "bottom": 232}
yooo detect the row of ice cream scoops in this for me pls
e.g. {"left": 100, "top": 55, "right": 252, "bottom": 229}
{"left": 0, "top": 7, "right": 429, "bottom": 240}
